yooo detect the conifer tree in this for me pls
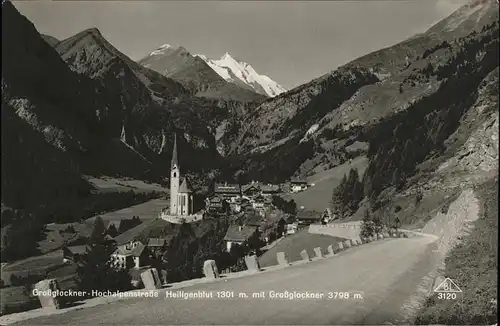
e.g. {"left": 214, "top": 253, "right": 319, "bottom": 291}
{"left": 360, "top": 209, "right": 375, "bottom": 238}
{"left": 76, "top": 241, "right": 131, "bottom": 294}
{"left": 90, "top": 216, "right": 106, "bottom": 243}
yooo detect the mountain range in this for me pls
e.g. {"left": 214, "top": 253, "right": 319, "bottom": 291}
{"left": 139, "top": 44, "right": 285, "bottom": 99}
{"left": 1, "top": 0, "right": 498, "bottom": 227}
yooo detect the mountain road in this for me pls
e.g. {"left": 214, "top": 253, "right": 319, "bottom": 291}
{"left": 11, "top": 236, "right": 440, "bottom": 325}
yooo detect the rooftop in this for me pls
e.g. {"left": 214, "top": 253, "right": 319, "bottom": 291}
{"left": 296, "top": 210, "right": 322, "bottom": 220}
{"left": 179, "top": 178, "right": 193, "bottom": 193}
{"left": 243, "top": 211, "right": 264, "bottom": 226}
{"left": 261, "top": 185, "right": 280, "bottom": 192}
{"left": 114, "top": 241, "right": 146, "bottom": 257}
{"left": 147, "top": 238, "right": 172, "bottom": 247}
{"left": 224, "top": 225, "right": 258, "bottom": 242}
{"left": 63, "top": 245, "right": 91, "bottom": 257}
{"left": 214, "top": 183, "right": 241, "bottom": 194}
{"left": 171, "top": 133, "right": 178, "bottom": 169}
{"left": 266, "top": 210, "right": 287, "bottom": 223}
{"left": 242, "top": 184, "right": 261, "bottom": 193}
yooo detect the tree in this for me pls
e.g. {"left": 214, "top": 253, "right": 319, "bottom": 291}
{"left": 276, "top": 218, "right": 286, "bottom": 238}
{"left": 76, "top": 242, "right": 132, "bottom": 294}
{"left": 331, "top": 174, "right": 347, "bottom": 217}
{"left": 331, "top": 169, "right": 363, "bottom": 219}
{"left": 372, "top": 211, "right": 384, "bottom": 235}
{"left": 65, "top": 225, "right": 76, "bottom": 233}
{"left": 90, "top": 216, "right": 106, "bottom": 243}
{"left": 1, "top": 210, "right": 43, "bottom": 262}
{"left": 106, "top": 224, "right": 118, "bottom": 238}
{"left": 360, "top": 209, "right": 375, "bottom": 239}
{"left": 393, "top": 217, "right": 401, "bottom": 231}
{"left": 348, "top": 168, "right": 363, "bottom": 211}
{"left": 271, "top": 196, "right": 297, "bottom": 215}
{"left": 247, "top": 229, "right": 262, "bottom": 252}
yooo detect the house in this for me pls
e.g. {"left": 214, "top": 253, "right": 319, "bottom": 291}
{"left": 243, "top": 211, "right": 264, "bottom": 227}
{"left": 223, "top": 225, "right": 258, "bottom": 252}
{"left": 62, "top": 245, "right": 91, "bottom": 264}
{"left": 205, "top": 195, "right": 227, "bottom": 213}
{"left": 146, "top": 237, "right": 173, "bottom": 259}
{"left": 214, "top": 183, "right": 241, "bottom": 202}
{"left": 146, "top": 237, "right": 172, "bottom": 251}
{"left": 242, "top": 183, "right": 261, "bottom": 198}
{"left": 252, "top": 195, "right": 266, "bottom": 209}
{"left": 230, "top": 200, "right": 242, "bottom": 213}
{"left": 263, "top": 211, "right": 287, "bottom": 239}
{"left": 296, "top": 210, "right": 322, "bottom": 225}
{"left": 230, "top": 197, "right": 251, "bottom": 213}
{"left": 111, "top": 240, "right": 149, "bottom": 270}
{"left": 290, "top": 179, "right": 308, "bottom": 193}
{"left": 261, "top": 184, "right": 281, "bottom": 196}
{"left": 286, "top": 223, "right": 298, "bottom": 235}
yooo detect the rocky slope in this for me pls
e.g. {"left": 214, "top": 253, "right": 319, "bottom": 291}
{"left": 222, "top": 0, "right": 499, "bottom": 184}
{"left": 1, "top": 1, "right": 97, "bottom": 215}
{"left": 139, "top": 44, "right": 266, "bottom": 102}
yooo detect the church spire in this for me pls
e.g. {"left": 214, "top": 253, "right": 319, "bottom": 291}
{"left": 171, "top": 133, "right": 178, "bottom": 169}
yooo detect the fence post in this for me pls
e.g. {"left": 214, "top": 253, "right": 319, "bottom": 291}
{"left": 34, "top": 279, "right": 63, "bottom": 309}
{"left": 300, "top": 249, "right": 311, "bottom": 261}
{"left": 277, "top": 252, "right": 289, "bottom": 266}
{"left": 203, "top": 260, "right": 220, "bottom": 279}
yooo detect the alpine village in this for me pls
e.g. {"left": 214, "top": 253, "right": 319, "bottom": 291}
{"left": 0, "top": 0, "right": 498, "bottom": 325}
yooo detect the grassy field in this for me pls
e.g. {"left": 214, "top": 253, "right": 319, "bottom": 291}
{"left": 0, "top": 286, "right": 40, "bottom": 316}
{"left": 415, "top": 178, "right": 498, "bottom": 325}
{"left": 282, "top": 156, "right": 368, "bottom": 212}
{"left": 258, "top": 228, "right": 345, "bottom": 268}
{"left": 113, "top": 218, "right": 171, "bottom": 245}
{"left": 85, "top": 198, "right": 169, "bottom": 224}
{"left": 86, "top": 176, "right": 168, "bottom": 194}
{"left": 1, "top": 250, "right": 64, "bottom": 285}
{"left": 36, "top": 222, "right": 95, "bottom": 255}
{"left": 36, "top": 192, "right": 167, "bottom": 255}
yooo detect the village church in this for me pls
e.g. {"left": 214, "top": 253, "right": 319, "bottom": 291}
{"left": 169, "top": 134, "right": 194, "bottom": 216}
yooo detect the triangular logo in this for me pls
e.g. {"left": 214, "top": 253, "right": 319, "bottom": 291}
{"left": 434, "top": 277, "right": 462, "bottom": 293}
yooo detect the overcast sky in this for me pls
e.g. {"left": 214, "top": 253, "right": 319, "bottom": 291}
{"left": 13, "top": 0, "right": 469, "bottom": 89}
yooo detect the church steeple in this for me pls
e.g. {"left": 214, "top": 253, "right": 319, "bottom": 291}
{"left": 170, "top": 133, "right": 180, "bottom": 215}
{"left": 171, "top": 133, "right": 178, "bottom": 169}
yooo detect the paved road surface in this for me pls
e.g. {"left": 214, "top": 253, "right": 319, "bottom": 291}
{"left": 13, "top": 237, "right": 438, "bottom": 325}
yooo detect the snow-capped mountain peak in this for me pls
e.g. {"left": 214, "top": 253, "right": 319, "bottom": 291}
{"left": 150, "top": 44, "right": 173, "bottom": 56}
{"left": 194, "top": 52, "right": 286, "bottom": 97}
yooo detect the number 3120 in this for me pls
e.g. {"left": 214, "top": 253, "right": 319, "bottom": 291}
{"left": 437, "top": 292, "right": 457, "bottom": 300}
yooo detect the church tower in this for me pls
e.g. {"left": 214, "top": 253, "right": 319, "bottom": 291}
{"left": 170, "top": 134, "right": 180, "bottom": 215}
